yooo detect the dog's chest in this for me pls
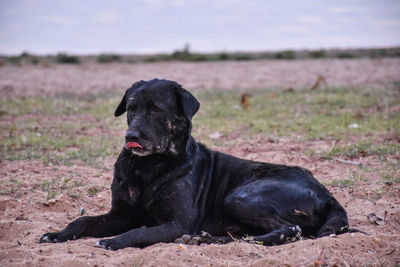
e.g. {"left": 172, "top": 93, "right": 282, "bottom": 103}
{"left": 127, "top": 184, "right": 139, "bottom": 202}
{"left": 140, "top": 183, "right": 179, "bottom": 215}
{"left": 114, "top": 178, "right": 179, "bottom": 223}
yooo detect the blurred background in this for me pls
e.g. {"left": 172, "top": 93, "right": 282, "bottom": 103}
{"left": 1, "top": 0, "right": 399, "bottom": 58}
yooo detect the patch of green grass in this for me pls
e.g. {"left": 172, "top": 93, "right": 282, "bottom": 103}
{"left": 0, "top": 177, "right": 22, "bottom": 197}
{"left": 87, "top": 186, "right": 100, "bottom": 197}
{"left": 374, "top": 162, "right": 400, "bottom": 185}
{"left": 382, "top": 172, "right": 400, "bottom": 184}
{"left": 322, "top": 140, "right": 400, "bottom": 159}
{"left": 323, "top": 171, "right": 365, "bottom": 188}
{"left": 0, "top": 97, "right": 83, "bottom": 116}
{"left": 40, "top": 178, "right": 60, "bottom": 200}
{"left": 325, "top": 178, "right": 357, "bottom": 188}
{"left": 1, "top": 86, "right": 399, "bottom": 166}
{"left": 47, "top": 190, "right": 57, "bottom": 200}
{"left": 192, "top": 86, "right": 400, "bottom": 145}
{"left": 0, "top": 96, "right": 124, "bottom": 166}
{"left": 38, "top": 175, "right": 91, "bottom": 200}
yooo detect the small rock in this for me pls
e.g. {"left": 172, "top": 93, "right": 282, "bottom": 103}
{"left": 188, "top": 237, "right": 201, "bottom": 245}
{"left": 200, "top": 231, "right": 211, "bottom": 238}
{"left": 174, "top": 238, "right": 184, "bottom": 244}
{"left": 267, "top": 137, "right": 279, "bottom": 143}
{"left": 43, "top": 199, "right": 56, "bottom": 206}
{"left": 15, "top": 214, "right": 27, "bottom": 221}
{"left": 181, "top": 234, "right": 191, "bottom": 243}
{"left": 348, "top": 123, "right": 361, "bottom": 129}
{"left": 209, "top": 132, "right": 222, "bottom": 140}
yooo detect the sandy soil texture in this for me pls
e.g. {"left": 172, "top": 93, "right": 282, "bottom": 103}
{"left": 1, "top": 59, "right": 400, "bottom": 266}
{"left": 1, "top": 141, "right": 399, "bottom": 267}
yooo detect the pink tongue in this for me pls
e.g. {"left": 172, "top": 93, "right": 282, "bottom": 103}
{"left": 125, "top": 142, "right": 143, "bottom": 149}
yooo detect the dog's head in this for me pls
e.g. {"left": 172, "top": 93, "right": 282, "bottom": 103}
{"left": 115, "top": 79, "right": 199, "bottom": 157}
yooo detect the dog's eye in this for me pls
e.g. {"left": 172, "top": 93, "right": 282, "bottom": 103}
{"left": 127, "top": 106, "right": 136, "bottom": 113}
{"left": 150, "top": 103, "right": 161, "bottom": 113}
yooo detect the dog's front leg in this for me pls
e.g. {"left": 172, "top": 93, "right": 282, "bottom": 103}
{"left": 40, "top": 210, "right": 137, "bottom": 243}
{"left": 95, "top": 221, "right": 184, "bottom": 250}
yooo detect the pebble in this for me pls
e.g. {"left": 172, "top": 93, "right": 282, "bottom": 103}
{"left": 44, "top": 199, "right": 56, "bottom": 206}
{"left": 188, "top": 237, "right": 201, "bottom": 245}
{"left": 181, "top": 234, "right": 191, "bottom": 243}
{"left": 174, "top": 238, "right": 184, "bottom": 244}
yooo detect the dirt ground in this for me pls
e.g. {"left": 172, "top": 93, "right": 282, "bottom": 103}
{"left": 1, "top": 59, "right": 400, "bottom": 266}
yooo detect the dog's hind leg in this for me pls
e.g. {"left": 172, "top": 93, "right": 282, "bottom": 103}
{"left": 224, "top": 212, "right": 302, "bottom": 245}
{"left": 317, "top": 199, "right": 349, "bottom": 237}
{"left": 194, "top": 218, "right": 302, "bottom": 245}
{"left": 221, "top": 180, "right": 315, "bottom": 245}
{"left": 251, "top": 224, "right": 302, "bottom": 245}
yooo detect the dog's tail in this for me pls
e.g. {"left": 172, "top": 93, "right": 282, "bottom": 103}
{"left": 317, "top": 198, "right": 368, "bottom": 237}
{"left": 347, "top": 227, "right": 369, "bottom": 236}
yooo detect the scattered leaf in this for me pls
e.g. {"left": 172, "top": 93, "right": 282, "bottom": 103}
{"left": 177, "top": 244, "right": 186, "bottom": 250}
{"left": 367, "top": 213, "right": 386, "bottom": 225}
{"left": 241, "top": 93, "right": 250, "bottom": 109}
{"left": 309, "top": 75, "right": 326, "bottom": 91}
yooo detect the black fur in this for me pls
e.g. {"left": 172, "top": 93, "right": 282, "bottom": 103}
{"left": 40, "top": 78, "right": 349, "bottom": 250}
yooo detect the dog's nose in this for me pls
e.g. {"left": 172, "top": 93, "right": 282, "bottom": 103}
{"left": 125, "top": 131, "right": 140, "bottom": 141}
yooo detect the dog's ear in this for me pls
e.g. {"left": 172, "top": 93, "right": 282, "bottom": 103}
{"left": 114, "top": 81, "right": 144, "bottom": 117}
{"left": 175, "top": 84, "right": 200, "bottom": 120}
{"left": 114, "top": 90, "right": 128, "bottom": 117}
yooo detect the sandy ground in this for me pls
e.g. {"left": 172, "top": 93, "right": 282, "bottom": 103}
{"left": 1, "top": 59, "right": 400, "bottom": 266}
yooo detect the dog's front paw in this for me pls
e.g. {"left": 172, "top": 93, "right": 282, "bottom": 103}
{"left": 95, "top": 238, "right": 126, "bottom": 250}
{"left": 40, "top": 231, "right": 75, "bottom": 243}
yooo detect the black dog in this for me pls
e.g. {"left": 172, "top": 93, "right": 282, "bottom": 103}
{"left": 40, "top": 78, "right": 349, "bottom": 250}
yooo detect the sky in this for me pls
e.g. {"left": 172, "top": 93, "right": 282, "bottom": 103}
{"left": 0, "top": 0, "right": 399, "bottom": 55}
